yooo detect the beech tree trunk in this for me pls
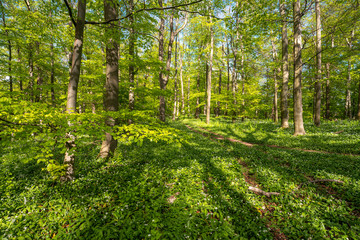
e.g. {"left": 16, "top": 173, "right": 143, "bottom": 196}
{"left": 293, "top": 0, "right": 306, "bottom": 136}
{"left": 180, "top": 44, "right": 185, "bottom": 115}
{"left": 158, "top": 0, "right": 165, "bottom": 121}
{"left": 172, "top": 37, "right": 179, "bottom": 121}
{"left": 62, "top": 0, "right": 86, "bottom": 181}
{"left": 195, "top": 68, "right": 200, "bottom": 118}
{"left": 206, "top": 16, "right": 213, "bottom": 124}
{"left": 271, "top": 38, "right": 278, "bottom": 123}
{"left": 216, "top": 69, "right": 222, "bottom": 117}
{"left": 314, "top": 0, "right": 322, "bottom": 126}
{"left": 35, "top": 42, "right": 43, "bottom": 102}
{"left": 187, "top": 76, "right": 191, "bottom": 116}
{"left": 325, "top": 62, "right": 330, "bottom": 119}
{"left": 280, "top": 0, "right": 289, "bottom": 128}
{"left": 345, "top": 30, "right": 354, "bottom": 119}
{"left": 51, "top": 43, "right": 55, "bottom": 106}
{"left": 128, "top": 0, "right": 135, "bottom": 123}
{"left": 99, "top": 0, "right": 119, "bottom": 159}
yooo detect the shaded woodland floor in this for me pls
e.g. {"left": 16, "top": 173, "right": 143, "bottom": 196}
{"left": 1, "top": 119, "right": 360, "bottom": 239}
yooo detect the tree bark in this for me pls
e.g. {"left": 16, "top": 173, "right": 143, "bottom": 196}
{"left": 216, "top": 69, "right": 222, "bottom": 117}
{"left": 180, "top": 44, "right": 185, "bottom": 115}
{"left": 293, "top": 0, "right": 306, "bottom": 136}
{"left": 35, "top": 42, "right": 43, "bottom": 102}
{"left": 271, "top": 38, "right": 278, "bottom": 123}
{"left": 99, "top": 0, "right": 119, "bottom": 159}
{"left": 280, "top": 0, "right": 289, "bottom": 128}
{"left": 158, "top": 0, "right": 166, "bottom": 121}
{"left": 195, "top": 67, "right": 200, "bottom": 118}
{"left": 187, "top": 76, "right": 191, "bottom": 116}
{"left": 314, "top": 0, "right": 322, "bottom": 126}
{"left": 206, "top": 16, "right": 213, "bottom": 124}
{"left": 345, "top": 30, "right": 354, "bottom": 119}
{"left": 62, "top": 0, "right": 86, "bottom": 181}
{"left": 128, "top": 0, "right": 135, "bottom": 123}
{"left": 50, "top": 43, "right": 55, "bottom": 106}
{"left": 172, "top": 36, "right": 179, "bottom": 121}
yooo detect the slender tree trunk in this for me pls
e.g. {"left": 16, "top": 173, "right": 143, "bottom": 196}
{"left": 271, "top": 38, "right": 278, "bottom": 123}
{"left": 293, "top": 0, "right": 306, "bottom": 135}
{"left": 99, "top": 0, "right": 119, "bottom": 159}
{"left": 8, "top": 39, "right": 12, "bottom": 92}
{"left": 62, "top": 0, "right": 86, "bottom": 181}
{"left": 325, "top": 62, "right": 330, "bottom": 119}
{"left": 172, "top": 37, "right": 179, "bottom": 121}
{"left": 128, "top": 0, "right": 135, "bottom": 123}
{"left": 35, "top": 42, "right": 43, "bottom": 102}
{"left": 216, "top": 69, "right": 222, "bottom": 117}
{"left": 2, "top": 10, "right": 12, "bottom": 93}
{"left": 158, "top": 0, "right": 166, "bottom": 122}
{"left": 345, "top": 30, "right": 354, "bottom": 119}
{"left": 50, "top": 43, "right": 55, "bottom": 106}
{"left": 28, "top": 46, "right": 34, "bottom": 102}
{"left": 280, "top": 0, "right": 289, "bottom": 128}
{"left": 345, "top": 61, "right": 352, "bottom": 119}
{"left": 206, "top": 16, "right": 213, "bottom": 124}
{"left": 187, "top": 76, "right": 191, "bottom": 116}
{"left": 195, "top": 68, "right": 200, "bottom": 118}
{"left": 180, "top": 44, "right": 185, "bottom": 115}
{"left": 18, "top": 47, "right": 23, "bottom": 91}
{"left": 314, "top": 0, "right": 322, "bottom": 126}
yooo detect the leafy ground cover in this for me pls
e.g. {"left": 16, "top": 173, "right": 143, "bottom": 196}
{"left": 182, "top": 118, "right": 360, "bottom": 155}
{"left": 1, "top": 120, "right": 360, "bottom": 239}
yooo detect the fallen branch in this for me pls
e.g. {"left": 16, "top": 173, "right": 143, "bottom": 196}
{"left": 248, "top": 186, "right": 280, "bottom": 197}
{"left": 249, "top": 179, "right": 344, "bottom": 197}
{"left": 295, "top": 179, "right": 344, "bottom": 190}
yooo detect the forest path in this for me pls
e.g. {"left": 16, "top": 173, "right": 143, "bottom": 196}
{"left": 184, "top": 124, "right": 360, "bottom": 157}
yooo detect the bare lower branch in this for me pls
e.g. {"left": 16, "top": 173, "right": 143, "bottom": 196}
{"left": 63, "top": 0, "right": 77, "bottom": 27}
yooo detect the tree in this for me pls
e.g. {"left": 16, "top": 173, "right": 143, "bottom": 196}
{"left": 99, "top": 0, "right": 119, "bottom": 159}
{"left": 280, "top": 0, "right": 289, "bottom": 128}
{"left": 293, "top": 0, "right": 306, "bottom": 136}
{"left": 206, "top": 14, "right": 213, "bottom": 124}
{"left": 62, "top": 0, "right": 87, "bottom": 181}
{"left": 314, "top": 0, "right": 321, "bottom": 126}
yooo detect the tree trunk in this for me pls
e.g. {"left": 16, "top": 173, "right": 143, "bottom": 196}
{"left": 50, "top": 43, "right": 55, "bottom": 106}
{"left": 62, "top": 0, "right": 86, "bottom": 181}
{"left": 271, "top": 38, "right": 278, "bottom": 123}
{"left": 1, "top": 10, "right": 12, "bottom": 93}
{"left": 216, "top": 69, "right": 222, "bottom": 117}
{"left": 158, "top": 0, "right": 166, "bottom": 122}
{"left": 99, "top": 0, "right": 119, "bottom": 159}
{"left": 314, "top": 0, "right": 322, "bottom": 126}
{"left": 325, "top": 62, "right": 330, "bottom": 119}
{"left": 128, "top": 0, "right": 135, "bottom": 123}
{"left": 280, "top": 0, "right": 289, "bottom": 128}
{"left": 293, "top": 0, "right": 306, "bottom": 135}
{"left": 345, "top": 30, "right": 354, "bottom": 119}
{"left": 35, "top": 42, "right": 43, "bottom": 102}
{"left": 187, "top": 76, "right": 191, "bottom": 116}
{"left": 172, "top": 37, "right": 179, "bottom": 121}
{"left": 180, "top": 44, "right": 185, "bottom": 115}
{"left": 206, "top": 16, "right": 213, "bottom": 124}
{"left": 18, "top": 47, "right": 23, "bottom": 91}
{"left": 28, "top": 46, "right": 34, "bottom": 102}
{"left": 195, "top": 69, "right": 200, "bottom": 118}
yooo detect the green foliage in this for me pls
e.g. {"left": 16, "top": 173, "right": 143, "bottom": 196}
{"left": 2, "top": 120, "right": 360, "bottom": 239}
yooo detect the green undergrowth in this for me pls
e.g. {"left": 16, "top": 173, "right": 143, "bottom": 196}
{"left": 1, "top": 120, "right": 360, "bottom": 239}
{"left": 182, "top": 118, "right": 360, "bottom": 155}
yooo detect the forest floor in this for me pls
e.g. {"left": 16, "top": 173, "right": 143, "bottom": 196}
{"left": 1, "top": 118, "right": 360, "bottom": 239}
